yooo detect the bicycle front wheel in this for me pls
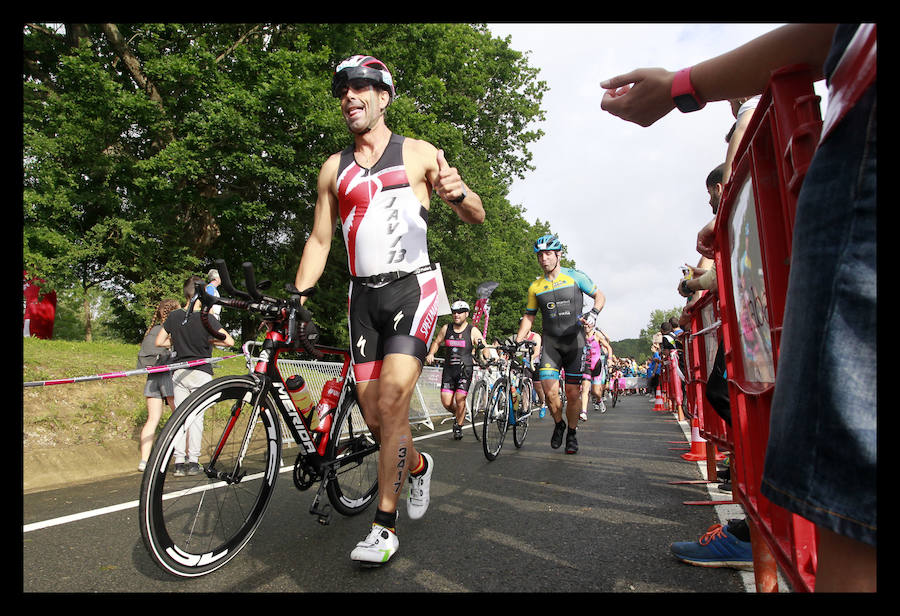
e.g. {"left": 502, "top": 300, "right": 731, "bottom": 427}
{"left": 483, "top": 378, "right": 509, "bottom": 461}
{"left": 469, "top": 379, "right": 489, "bottom": 441}
{"left": 325, "top": 392, "right": 379, "bottom": 517}
{"left": 513, "top": 378, "right": 533, "bottom": 448}
{"left": 139, "top": 375, "right": 282, "bottom": 577}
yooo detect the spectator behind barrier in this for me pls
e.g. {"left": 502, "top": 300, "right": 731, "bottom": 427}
{"left": 669, "top": 91, "right": 764, "bottom": 573}
{"left": 601, "top": 23, "right": 876, "bottom": 591}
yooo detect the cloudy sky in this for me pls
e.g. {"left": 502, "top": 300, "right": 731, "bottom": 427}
{"left": 485, "top": 23, "right": 829, "bottom": 341}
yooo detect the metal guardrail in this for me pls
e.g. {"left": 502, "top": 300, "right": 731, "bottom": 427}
{"left": 249, "top": 356, "right": 447, "bottom": 446}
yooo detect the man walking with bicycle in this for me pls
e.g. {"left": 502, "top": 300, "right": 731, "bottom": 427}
{"left": 426, "top": 300, "right": 486, "bottom": 440}
{"left": 294, "top": 55, "right": 485, "bottom": 565}
{"left": 515, "top": 235, "right": 605, "bottom": 454}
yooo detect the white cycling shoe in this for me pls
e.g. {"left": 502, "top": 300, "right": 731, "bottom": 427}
{"left": 407, "top": 452, "right": 433, "bottom": 520}
{"left": 350, "top": 523, "right": 399, "bottom": 566}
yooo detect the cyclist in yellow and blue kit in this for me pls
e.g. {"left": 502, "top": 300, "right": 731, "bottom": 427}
{"left": 515, "top": 235, "right": 606, "bottom": 454}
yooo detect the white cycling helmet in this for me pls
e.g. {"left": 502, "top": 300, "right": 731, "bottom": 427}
{"left": 332, "top": 55, "right": 396, "bottom": 103}
{"left": 451, "top": 300, "right": 470, "bottom": 313}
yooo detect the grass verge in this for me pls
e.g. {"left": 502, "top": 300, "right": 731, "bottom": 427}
{"left": 22, "top": 337, "right": 246, "bottom": 453}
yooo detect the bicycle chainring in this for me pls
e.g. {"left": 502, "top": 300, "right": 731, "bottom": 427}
{"left": 292, "top": 452, "right": 318, "bottom": 491}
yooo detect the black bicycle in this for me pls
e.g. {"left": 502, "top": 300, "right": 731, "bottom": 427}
{"left": 482, "top": 340, "right": 536, "bottom": 460}
{"left": 138, "top": 260, "right": 379, "bottom": 577}
{"left": 468, "top": 354, "right": 501, "bottom": 441}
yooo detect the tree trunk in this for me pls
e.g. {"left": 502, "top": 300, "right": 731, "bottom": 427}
{"left": 83, "top": 294, "right": 93, "bottom": 342}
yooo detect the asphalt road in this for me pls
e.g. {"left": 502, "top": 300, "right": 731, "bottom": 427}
{"left": 23, "top": 393, "right": 749, "bottom": 593}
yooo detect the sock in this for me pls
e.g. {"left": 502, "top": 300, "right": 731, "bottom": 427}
{"left": 409, "top": 451, "right": 427, "bottom": 477}
{"left": 374, "top": 508, "right": 397, "bottom": 531}
{"left": 727, "top": 518, "right": 751, "bottom": 543}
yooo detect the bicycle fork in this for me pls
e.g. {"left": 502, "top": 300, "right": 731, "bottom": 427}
{"left": 205, "top": 393, "right": 264, "bottom": 485}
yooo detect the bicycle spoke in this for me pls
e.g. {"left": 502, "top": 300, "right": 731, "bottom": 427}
{"left": 513, "top": 378, "right": 531, "bottom": 448}
{"left": 325, "top": 394, "right": 379, "bottom": 516}
{"left": 483, "top": 379, "right": 508, "bottom": 460}
{"left": 140, "top": 376, "right": 281, "bottom": 577}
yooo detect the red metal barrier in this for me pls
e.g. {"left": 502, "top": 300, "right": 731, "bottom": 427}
{"left": 673, "top": 294, "right": 732, "bottom": 507}
{"left": 657, "top": 351, "right": 682, "bottom": 419}
{"left": 713, "top": 64, "right": 823, "bottom": 592}
{"left": 683, "top": 292, "right": 731, "bottom": 476}
{"left": 686, "top": 293, "right": 730, "bottom": 450}
{"left": 667, "top": 349, "right": 685, "bottom": 420}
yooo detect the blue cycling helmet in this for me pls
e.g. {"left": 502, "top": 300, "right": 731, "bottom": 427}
{"left": 534, "top": 234, "right": 562, "bottom": 253}
{"left": 332, "top": 55, "right": 396, "bottom": 103}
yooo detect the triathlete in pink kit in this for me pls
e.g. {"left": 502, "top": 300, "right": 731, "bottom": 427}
{"left": 425, "top": 300, "right": 485, "bottom": 440}
{"left": 294, "top": 55, "right": 484, "bottom": 566}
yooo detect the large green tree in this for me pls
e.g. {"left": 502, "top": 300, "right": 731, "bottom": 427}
{"left": 23, "top": 23, "right": 550, "bottom": 346}
{"left": 639, "top": 306, "right": 685, "bottom": 349}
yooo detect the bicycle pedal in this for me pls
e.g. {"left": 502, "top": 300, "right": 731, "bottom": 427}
{"left": 310, "top": 493, "right": 332, "bottom": 524}
{"left": 315, "top": 504, "right": 332, "bottom": 526}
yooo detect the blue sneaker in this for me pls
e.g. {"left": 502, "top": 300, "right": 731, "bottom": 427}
{"left": 538, "top": 405, "right": 547, "bottom": 419}
{"left": 670, "top": 522, "right": 753, "bottom": 570}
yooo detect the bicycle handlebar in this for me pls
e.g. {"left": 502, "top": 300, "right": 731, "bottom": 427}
{"left": 498, "top": 339, "right": 536, "bottom": 353}
{"left": 477, "top": 339, "right": 536, "bottom": 369}
{"left": 185, "top": 260, "right": 322, "bottom": 359}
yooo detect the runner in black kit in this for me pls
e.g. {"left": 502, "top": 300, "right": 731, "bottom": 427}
{"left": 293, "top": 55, "right": 485, "bottom": 565}
{"left": 515, "top": 235, "right": 606, "bottom": 454}
{"left": 426, "top": 300, "right": 485, "bottom": 439}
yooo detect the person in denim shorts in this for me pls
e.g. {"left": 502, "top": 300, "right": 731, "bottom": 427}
{"left": 761, "top": 26, "right": 876, "bottom": 589}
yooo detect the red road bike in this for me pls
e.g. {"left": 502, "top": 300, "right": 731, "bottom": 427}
{"left": 138, "top": 260, "right": 378, "bottom": 577}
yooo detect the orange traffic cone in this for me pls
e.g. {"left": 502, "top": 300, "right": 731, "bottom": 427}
{"left": 653, "top": 387, "right": 666, "bottom": 412}
{"left": 681, "top": 417, "right": 726, "bottom": 461}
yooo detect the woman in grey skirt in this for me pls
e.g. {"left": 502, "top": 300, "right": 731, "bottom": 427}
{"left": 137, "top": 298, "right": 180, "bottom": 471}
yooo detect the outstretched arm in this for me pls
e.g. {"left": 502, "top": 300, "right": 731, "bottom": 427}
{"left": 600, "top": 24, "right": 836, "bottom": 127}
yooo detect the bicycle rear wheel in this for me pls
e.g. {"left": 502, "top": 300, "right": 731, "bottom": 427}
{"left": 513, "top": 378, "right": 532, "bottom": 448}
{"left": 469, "top": 379, "right": 489, "bottom": 441}
{"left": 139, "top": 375, "right": 281, "bottom": 578}
{"left": 325, "top": 391, "right": 379, "bottom": 517}
{"left": 483, "top": 377, "right": 509, "bottom": 461}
